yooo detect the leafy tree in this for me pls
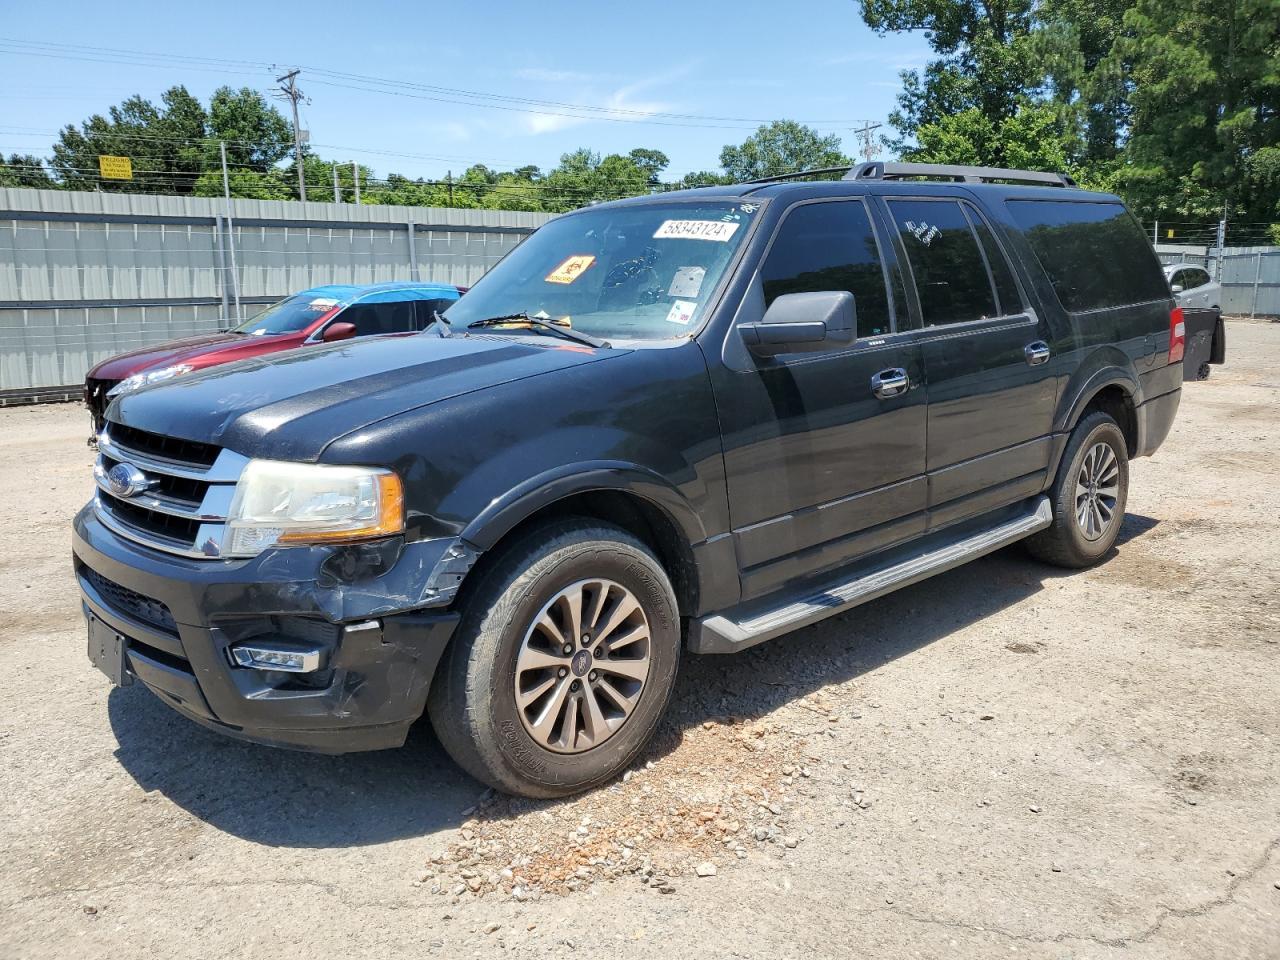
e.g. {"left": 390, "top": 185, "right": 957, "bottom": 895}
{"left": 192, "top": 167, "right": 292, "bottom": 200}
{"left": 0, "top": 153, "right": 56, "bottom": 188}
{"left": 206, "top": 86, "right": 293, "bottom": 172}
{"left": 51, "top": 86, "right": 209, "bottom": 193}
{"left": 858, "top": 0, "right": 1040, "bottom": 152}
{"left": 627, "top": 148, "right": 670, "bottom": 186}
{"left": 1108, "top": 0, "right": 1280, "bottom": 224}
{"left": 718, "top": 120, "right": 849, "bottom": 181}
{"left": 906, "top": 102, "right": 1082, "bottom": 172}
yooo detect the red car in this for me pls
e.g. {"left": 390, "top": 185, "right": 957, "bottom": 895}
{"left": 85, "top": 282, "right": 463, "bottom": 431}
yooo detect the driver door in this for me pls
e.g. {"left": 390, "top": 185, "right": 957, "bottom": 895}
{"left": 709, "top": 199, "right": 928, "bottom": 600}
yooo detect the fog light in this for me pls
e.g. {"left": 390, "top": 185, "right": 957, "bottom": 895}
{"left": 230, "top": 642, "right": 325, "bottom": 673}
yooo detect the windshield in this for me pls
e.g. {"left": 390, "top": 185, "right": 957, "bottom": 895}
{"left": 233, "top": 293, "right": 345, "bottom": 336}
{"left": 445, "top": 201, "right": 758, "bottom": 342}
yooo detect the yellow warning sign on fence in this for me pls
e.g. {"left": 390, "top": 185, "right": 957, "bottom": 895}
{"left": 98, "top": 156, "right": 132, "bottom": 180}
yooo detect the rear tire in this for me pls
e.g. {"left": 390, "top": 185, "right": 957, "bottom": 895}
{"left": 1025, "top": 411, "right": 1129, "bottom": 569}
{"left": 428, "top": 519, "right": 680, "bottom": 798}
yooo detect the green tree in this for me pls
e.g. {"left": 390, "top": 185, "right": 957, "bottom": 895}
{"left": 0, "top": 153, "right": 56, "bottom": 189}
{"left": 51, "top": 86, "right": 209, "bottom": 193}
{"left": 906, "top": 102, "right": 1082, "bottom": 172}
{"left": 1109, "top": 0, "right": 1280, "bottom": 224}
{"left": 858, "top": 0, "right": 1040, "bottom": 151}
{"left": 206, "top": 86, "right": 293, "bottom": 172}
{"left": 718, "top": 120, "right": 849, "bottom": 181}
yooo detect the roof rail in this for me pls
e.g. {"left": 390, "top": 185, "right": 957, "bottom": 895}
{"left": 743, "top": 166, "right": 855, "bottom": 185}
{"left": 846, "top": 161, "right": 1076, "bottom": 188}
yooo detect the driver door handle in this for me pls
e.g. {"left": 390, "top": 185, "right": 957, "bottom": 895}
{"left": 872, "top": 367, "right": 909, "bottom": 399}
{"left": 1025, "top": 341, "right": 1051, "bottom": 366}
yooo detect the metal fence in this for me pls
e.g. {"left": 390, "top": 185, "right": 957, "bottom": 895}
{"left": 0, "top": 187, "right": 554, "bottom": 398}
{"left": 1155, "top": 244, "right": 1280, "bottom": 318}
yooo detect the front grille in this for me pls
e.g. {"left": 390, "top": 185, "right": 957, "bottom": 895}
{"left": 109, "top": 423, "right": 220, "bottom": 468}
{"left": 100, "top": 491, "right": 203, "bottom": 547}
{"left": 81, "top": 566, "right": 178, "bottom": 635}
{"left": 94, "top": 425, "right": 247, "bottom": 559}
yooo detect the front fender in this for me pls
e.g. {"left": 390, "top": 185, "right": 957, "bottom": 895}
{"left": 460, "top": 459, "right": 710, "bottom": 551}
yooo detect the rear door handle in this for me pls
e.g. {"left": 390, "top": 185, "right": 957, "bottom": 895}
{"left": 871, "top": 367, "right": 909, "bottom": 399}
{"left": 1025, "top": 341, "right": 1051, "bottom": 365}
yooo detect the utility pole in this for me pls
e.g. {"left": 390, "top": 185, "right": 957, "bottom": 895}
{"left": 351, "top": 161, "right": 360, "bottom": 204}
{"left": 852, "top": 121, "right": 883, "bottom": 163}
{"left": 275, "top": 68, "right": 307, "bottom": 202}
{"left": 446, "top": 170, "right": 454, "bottom": 208}
{"left": 1216, "top": 203, "right": 1228, "bottom": 280}
{"left": 332, "top": 162, "right": 341, "bottom": 203}
{"left": 219, "top": 142, "right": 241, "bottom": 321}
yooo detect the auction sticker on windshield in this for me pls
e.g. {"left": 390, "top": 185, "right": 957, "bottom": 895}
{"left": 545, "top": 255, "right": 596, "bottom": 284}
{"left": 653, "top": 220, "right": 741, "bottom": 242}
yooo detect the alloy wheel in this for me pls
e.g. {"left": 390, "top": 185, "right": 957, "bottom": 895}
{"left": 1075, "top": 441, "right": 1120, "bottom": 541}
{"left": 513, "top": 578, "right": 652, "bottom": 754}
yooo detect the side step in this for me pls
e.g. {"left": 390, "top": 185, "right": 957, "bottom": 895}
{"left": 689, "top": 497, "right": 1052, "bottom": 654}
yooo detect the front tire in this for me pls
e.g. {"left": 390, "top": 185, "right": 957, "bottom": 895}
{"left": 428, "top": 520, "right": 680, "bottom": 798}
{"left": 1025, "top": 411, "right": 1129, "bottom": 568}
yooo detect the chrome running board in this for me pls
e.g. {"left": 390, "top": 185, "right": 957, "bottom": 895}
{"left": 689, "top": 497, "right": 1052, "bottom": 654}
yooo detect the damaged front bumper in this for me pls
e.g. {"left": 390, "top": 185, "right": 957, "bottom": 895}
{"left": 72, "top": 503, "right": 472, "bottom": 753}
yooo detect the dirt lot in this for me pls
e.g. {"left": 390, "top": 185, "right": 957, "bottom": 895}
{"left": 2, "top": 320, "right": 1278, "bottom": 959}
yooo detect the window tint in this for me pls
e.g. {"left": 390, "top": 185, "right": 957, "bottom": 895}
{"left": 335, "top": 301, "right": 417, "bottom": 337}
{"left": 1007, "top": 200, "right": 1170, "bottom": 311}
{"left": 966, "top": 208, "right": 1023, "bottom": 315}
{"left": 889, "top": 199, "right": 997, "bottom": 326}
{"left": 760, "top": 200, "right": 892, "bottom": 337}
{"left": 1186, "top": 268, "right": 1211, "bottom": 289}
{"left": 1169, "top": 269, "right": 1186, "bottom": 290}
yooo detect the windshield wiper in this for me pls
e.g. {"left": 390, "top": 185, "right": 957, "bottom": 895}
{"left": 467, "top": 313, "right": 610, "bottom": 349}
{"left": 427, "top": 309, "right": 453, "bottom": 338}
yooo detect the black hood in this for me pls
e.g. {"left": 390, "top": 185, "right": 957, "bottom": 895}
{"left": 109, "top": 333, "right": 621, "bottom": 461}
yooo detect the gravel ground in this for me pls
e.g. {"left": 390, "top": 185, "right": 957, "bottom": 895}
{"left": 2, "top": 319, "right": 1278, "bottom": 959}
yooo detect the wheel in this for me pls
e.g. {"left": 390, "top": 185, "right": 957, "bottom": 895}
{"left": 1025, "top": 411, "right": 1129, "bottom": 568}
{"left": 1197, "top": 362, "right": 1211, "bottom": 381}
{"left": 427, "top": 520, "right": 681, "bottom": 798}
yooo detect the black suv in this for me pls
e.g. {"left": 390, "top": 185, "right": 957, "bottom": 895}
{"left": 74, "top": 162, "right": 1184, "bottom": 797}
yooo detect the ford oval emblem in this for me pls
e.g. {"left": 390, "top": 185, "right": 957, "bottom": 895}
{"left": 106, "top": 462, "right": 154, "bottom": 499}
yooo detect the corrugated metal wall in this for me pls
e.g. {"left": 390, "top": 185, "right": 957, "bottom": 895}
{"left": 1155, "top": 244, "right": 1280, "bottom": 317}
{"left": 0, "top": 188, "right": 554, "bottom": 394}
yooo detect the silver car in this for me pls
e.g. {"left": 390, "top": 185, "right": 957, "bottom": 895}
{"left": 1164, "top": 263, "right": 1221, "bottom": 310}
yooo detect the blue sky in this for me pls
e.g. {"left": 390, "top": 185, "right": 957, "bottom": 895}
{"left": 0, "top": 0, "right": 932, "bottom": 183}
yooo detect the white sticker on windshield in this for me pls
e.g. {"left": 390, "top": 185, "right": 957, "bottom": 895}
{"left": 653, "top": 220, "right": 740, "bottom": 242}
{"left": 308, "top": 297, "right": 340, "bottom": 310}
{"left": 665, "top": 300, "right": 698, "bottom": 326}
{"left": 668, "top": 266, "right": 706, "bottom": 299}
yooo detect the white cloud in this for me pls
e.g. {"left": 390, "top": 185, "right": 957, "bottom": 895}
{"left": 515, "top": 65, "right": 691, "bottom": 136}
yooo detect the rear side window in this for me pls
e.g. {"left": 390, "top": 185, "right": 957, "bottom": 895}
{"left": 1007, "top": 200, "right": 1169, "bottom": 311}
{"left": 887, "top": 199, "right": 998, "bottom": 326}
{"left": 335, "top": 300, "right": 418, "bottom": 336}
{"left": 760, "top": 200, "right": 892, "bottom": 337}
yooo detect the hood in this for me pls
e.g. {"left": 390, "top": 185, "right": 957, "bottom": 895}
{"left": 108, "top": 332, "right": 623, "bottom": 462}
{"left": 88, "top": 331, "right": 299, "bottom": 380}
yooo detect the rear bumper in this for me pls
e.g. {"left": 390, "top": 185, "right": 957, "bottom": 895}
{"left": 73, "top": 504, "right": 460, "bottom": 753}
{"left": 1136, "top": 385, "right": 1181, "bottom": 457}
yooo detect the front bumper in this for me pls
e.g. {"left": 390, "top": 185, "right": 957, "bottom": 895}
{"left": 73, "top": 503, "right": 462, "bottom": 753}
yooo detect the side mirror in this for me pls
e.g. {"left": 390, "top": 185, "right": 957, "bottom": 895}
{"left": 1170, "top": 284, "right": 1184, "bottom": 294}
{"left": 739, "top": 291, "right": 856, "bottom": 357}
{"left": 321, "top": 321, "right": 357, "bottom": 343}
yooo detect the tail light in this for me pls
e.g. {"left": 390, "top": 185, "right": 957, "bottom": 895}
{"left": 1168, "top": 306, "right": 1185, "bottom": 364}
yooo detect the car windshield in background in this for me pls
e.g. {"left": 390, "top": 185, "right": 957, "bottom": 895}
{"left": 445, "top": 201, "right": 758, "bottom": 342}
{"left": 233, "top": 294, "right": 344, "bottom": 336}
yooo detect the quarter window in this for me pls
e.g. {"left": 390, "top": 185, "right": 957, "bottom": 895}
{"left": 888, "top": 199, "right": 998, "bottom": 326}
{"left": 1006, "top": 200, "right": 1169, "bottom": 311}
{"left": 966, "top": 209, "right": 1023, "bottom": 315}
{"left": 760, "top": 200, "right": 893, "bottom": 338}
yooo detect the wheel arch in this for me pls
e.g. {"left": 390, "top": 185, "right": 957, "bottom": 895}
{"left": 1058, "top": 363, "right": 1142, "bottom": 458}
{"left": 457, "top": 462, "right": 705, "bottom": 616}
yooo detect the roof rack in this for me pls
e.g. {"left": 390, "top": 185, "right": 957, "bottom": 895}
{"left": 846, "top": 161, "right": 1076, "bottom": 188}
{"left": 743, "top": 166, "right": 854, "bottom": 185}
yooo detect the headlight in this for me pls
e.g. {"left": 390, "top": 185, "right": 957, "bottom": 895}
{"left": 106, "top": 363, "right": 194, "bottom": 398}
{"left": 224, "top": 460, "right": 404, "bottom": 557}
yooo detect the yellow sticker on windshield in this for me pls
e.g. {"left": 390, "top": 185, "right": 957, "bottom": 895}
{"left": 545, "top": 255, "right": 596, "bottom": 284}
